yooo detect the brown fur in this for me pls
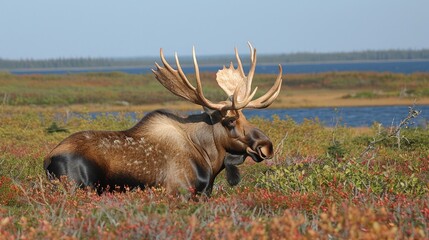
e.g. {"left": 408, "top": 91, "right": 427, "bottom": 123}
{"left": 44, "top": 109, "right": 272, "bottom": 195}
{"left": 45, "top": 43, "right": 280, "bottom": 196}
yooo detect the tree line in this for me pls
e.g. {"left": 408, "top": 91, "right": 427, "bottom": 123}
{"left": 1, "top": 49, "right": 429, "bottom": 70}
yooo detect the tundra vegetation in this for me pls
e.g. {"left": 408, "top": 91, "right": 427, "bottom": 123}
{"left": 1, "top": 71, "right": 429, "bottom": 239}
{"left": 1, "top": 71, "right": 429, "bottom": 107}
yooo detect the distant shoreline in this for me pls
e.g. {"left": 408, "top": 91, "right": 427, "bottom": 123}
{"left": 3, "top": 59, "right": 429, "bottom": 75}
{"left": 2, "top": 48, "right": 429, "bottom": 70}
{"left": 2, "top": 58, "right": 429, "bottom": 72}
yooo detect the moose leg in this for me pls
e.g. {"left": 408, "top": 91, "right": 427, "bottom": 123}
{"left": 165, "top": 161, "right": 213, "bottom": 197}
{"left": 45, "top": 154, "right": 105, "bottom": 190}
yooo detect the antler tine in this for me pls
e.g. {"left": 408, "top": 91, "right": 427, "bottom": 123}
{"left": 231, "top": 43, "right": 258, "bottom": 109}
{"left": 192, "top": 46, "right": 228, "bottom": 110}
{"left": 160, "top": 48, "right": 176, "bottom": 73}
{"left": 246, "top": 42, "right": 257, "bottom": 96}
{"left": 175, "top": 52, "right": 196, "bottom": 91}
{"left": 234, "top": 48, "right": 245, "bottom": 78}
{"left": 192, "top": 46, "right": 204, "bottom": 99}
{"left": 248, "top": 41, "right": 255, "bottom": 62}
{"left": 246, "top": 64, "right": 283, "bottom": 109}
{"left": 233, "top": 86, "right": 258, "bottom": 109}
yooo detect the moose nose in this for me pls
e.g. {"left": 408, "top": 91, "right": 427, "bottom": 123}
{"left": 257, "top": 142, "right": 273, "bottom": 159}
{"left": 246, "top": 127, "right": 274, "bottom": 161}
{"left": 258, "top": 144, "right": 272, "bottom": 159}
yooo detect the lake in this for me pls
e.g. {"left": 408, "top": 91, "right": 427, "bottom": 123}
{"left": 10, "top": 60, "right": 429, "bottom": 75}
{"left": 84, "top": 105, "right": 428, "bottom": 128}
{"left": 243, "top": 105, "right": 428, "bottom": 127}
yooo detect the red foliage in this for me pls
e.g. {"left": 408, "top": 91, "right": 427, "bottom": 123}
{"left": 0, "top": 176, "right": 19, "bottom": 206}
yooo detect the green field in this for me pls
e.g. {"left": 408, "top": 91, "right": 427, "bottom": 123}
{"left": 1, "top": 71, "right": 429, "bottom": 107}
{"left": 1, "top": 72, "right": 429, "bottom": 238}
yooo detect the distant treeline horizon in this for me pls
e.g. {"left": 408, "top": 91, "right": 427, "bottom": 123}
{"left": 1, "top": 49, "right": 429, "bottom": 70}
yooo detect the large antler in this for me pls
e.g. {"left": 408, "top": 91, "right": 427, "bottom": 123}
{"left": 152, "top": 43, "right": 282, "bottom": 111}
{"left": 216, "top": 42, "right": 283, "bottom": 109}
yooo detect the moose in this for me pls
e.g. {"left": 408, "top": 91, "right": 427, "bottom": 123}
{"left": 43, "top": 43, "right": 283, "bottom": 196}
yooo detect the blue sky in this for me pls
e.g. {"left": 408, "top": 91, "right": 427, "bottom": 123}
{"left": 1, "top": 0, "right": 428, "bottom": 59}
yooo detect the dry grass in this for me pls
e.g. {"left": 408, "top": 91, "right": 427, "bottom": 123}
{"left": 1, "top": 71, "right": 429, "bottom": 109}
{"left": 3, "top": 91, "right": 427, "bottom": 115}
{"left": 272, "top": 89, "right": 429, "bottom": 109}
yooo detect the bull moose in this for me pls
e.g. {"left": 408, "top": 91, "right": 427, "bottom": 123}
{"left": 43, "top": 43, "right": 283, "bottom": 196}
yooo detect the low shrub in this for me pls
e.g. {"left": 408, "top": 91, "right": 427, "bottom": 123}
{"left": 1, "top": 108, "right": 428, "bottom": 238}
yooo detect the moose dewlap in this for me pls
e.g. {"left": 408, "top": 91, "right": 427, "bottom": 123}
{"left": 44, "top": 43, "right": 283, "bottom": 196}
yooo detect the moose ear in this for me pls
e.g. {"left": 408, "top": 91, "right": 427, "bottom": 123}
{"left": 203, "top": 106, "right": 216, "bottom": 115}
{"left": 203, "top": 107, "right": 224, "bottom": 124}
{"left": 222, "top": 117, "right": 237, "bottom": 129}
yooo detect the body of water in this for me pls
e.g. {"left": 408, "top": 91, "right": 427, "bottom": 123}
{"left": 10, "top": 60, "right": 429, "bottom": 75}
{"left": 243, "top": 105, "right": 428, "bottom": 127}
{"left": 84, "top": 105, "right": 428, "bottom": 128}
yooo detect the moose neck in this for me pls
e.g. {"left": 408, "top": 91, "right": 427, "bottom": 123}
{"left": 183, "top": 111, "right": 227, "bottom": 177}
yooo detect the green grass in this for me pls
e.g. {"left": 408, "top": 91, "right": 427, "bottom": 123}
{"left": 1, "top": 107, "right": 428, "bottom": 238}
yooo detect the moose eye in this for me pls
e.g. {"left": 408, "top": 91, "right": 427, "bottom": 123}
{"left": 222, "top": 117, "right": 237, "bottom": 129}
